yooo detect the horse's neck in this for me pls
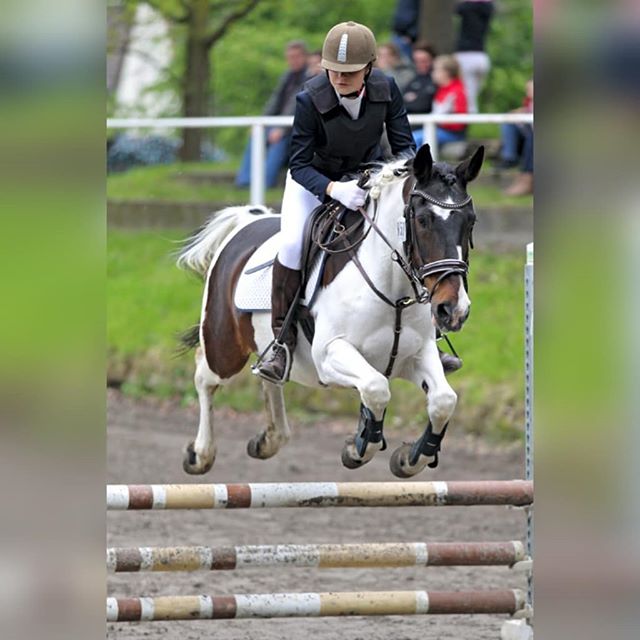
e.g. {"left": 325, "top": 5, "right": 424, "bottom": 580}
{"left": 358, "top": 182, "right": 412, "bottom": 298}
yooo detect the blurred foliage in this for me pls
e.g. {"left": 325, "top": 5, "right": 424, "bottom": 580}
{"left": 480, "top": 1, "right": 533, "bottom": 112}
{"left": 116, "top": 1, "right": 531, "bottom": 155}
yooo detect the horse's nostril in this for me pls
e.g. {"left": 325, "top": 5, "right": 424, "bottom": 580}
{"left": 436, "top": 303, "right": 452, "bottom": 323}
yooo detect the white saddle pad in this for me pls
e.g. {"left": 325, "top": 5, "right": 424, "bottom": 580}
{"left": 234, "top": 231, "right": 325, "bottom": 312}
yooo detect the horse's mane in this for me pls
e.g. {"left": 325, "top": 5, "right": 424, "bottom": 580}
{"left": 367, "top": 158, "right": 412, "bottom": 200}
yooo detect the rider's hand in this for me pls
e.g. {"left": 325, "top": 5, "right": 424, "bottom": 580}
{"left": 329, "top": 180, "right": 367, "bottom": 210}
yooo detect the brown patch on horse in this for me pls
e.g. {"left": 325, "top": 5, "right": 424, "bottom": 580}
{"left": 201, "top": 217, "right": 279, "bottom": 379}
{"left": 427, "top": 275, "right": 460, "bottom": 306}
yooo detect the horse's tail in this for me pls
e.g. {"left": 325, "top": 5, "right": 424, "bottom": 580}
{"left": 174, "top": 323, "right": 201, "bottom": 356}
{"left": 176, "top": 205, "right": 270, "bottom": 276}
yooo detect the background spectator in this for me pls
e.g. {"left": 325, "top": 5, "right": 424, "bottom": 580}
{"left": 431, "top": 54, "right": 468, "bottom": 149}
{"left": 500, "top": 79, "right": 533, "bottom": 196}
{"left": 454, "top": 0, "right": 494, "bottom": 113}
{"left": 306, "top": 50, "right": 323, "bottom": 77}
{"left": 391, "top": 0, "right": 420, "bottom": 63}
{"left": 376, "top": 42, "right": 415, "bottom": 92}
{"left": 402, "top": 41, "right": 438, "bottom": 148}
{"left": 235, "top": 40, "right": 309, "bottom": 188}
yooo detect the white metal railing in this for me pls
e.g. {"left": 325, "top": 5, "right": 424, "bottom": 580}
{"left": 107, "top": 113, "right": 533, "bottom": 206}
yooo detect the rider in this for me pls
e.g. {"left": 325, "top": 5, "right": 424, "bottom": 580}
{"left": 256, "top": 21, "right": 458, "bottom": 384}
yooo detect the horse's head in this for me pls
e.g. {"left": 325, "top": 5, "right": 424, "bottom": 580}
{"left": 405, "top": 143, "right": 484, "bottom": 332}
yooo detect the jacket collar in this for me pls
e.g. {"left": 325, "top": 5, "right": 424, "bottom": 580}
{"left": 305, "top": 68, "right": 392, "bottom": 115}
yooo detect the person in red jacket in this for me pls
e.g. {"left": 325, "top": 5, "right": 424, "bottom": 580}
{"left": 431, "top": 54, "right": 468, "bottom": 148}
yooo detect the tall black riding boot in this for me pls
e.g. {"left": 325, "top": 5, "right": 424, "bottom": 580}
{"left": 254, "top": 258, "right": 302, "bottom": 384}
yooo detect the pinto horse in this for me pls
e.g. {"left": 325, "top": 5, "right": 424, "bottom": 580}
{"left": 177, "top": 144, "right": 483, "bottom": 478}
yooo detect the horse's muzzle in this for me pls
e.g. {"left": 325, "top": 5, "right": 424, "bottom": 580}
{"left": 434, "top": 302, "right": 470, "bottom": 333}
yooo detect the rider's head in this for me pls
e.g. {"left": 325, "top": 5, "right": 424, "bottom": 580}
{"left": 321, "top": 21, "right": 377, "bottom": 97}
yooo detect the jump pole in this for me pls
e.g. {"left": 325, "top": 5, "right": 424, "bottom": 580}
{"left": 107, "top": 480, "right": 533, "bottom": 510}
{"left": 107, "top": 589, "right": 527, "bottom": 622}
{"left": 107, "top": 541, "right": 528, "bottom": 572}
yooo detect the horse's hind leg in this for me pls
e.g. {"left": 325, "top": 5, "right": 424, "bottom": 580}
{"left": 247, "top": 380, "right": 292, "bottom": 459}
{"left": 183, "top": 346, "right": 221, "bottom": 474}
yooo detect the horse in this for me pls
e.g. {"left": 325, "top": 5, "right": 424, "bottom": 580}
{"left": 176, "top": 143, "right": 483, "bottom": 478}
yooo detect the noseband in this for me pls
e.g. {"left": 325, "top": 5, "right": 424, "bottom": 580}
{"left": 404, "top": 188, "right": 471, "bottom": 300}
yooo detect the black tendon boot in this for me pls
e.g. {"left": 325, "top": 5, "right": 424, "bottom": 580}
{"left": 254, "top": 258, "right": 302, "bottom": 384}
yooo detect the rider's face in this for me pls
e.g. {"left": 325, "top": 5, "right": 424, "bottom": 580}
{"left": 327, "top": 67, "right": 367, "bottom": 96}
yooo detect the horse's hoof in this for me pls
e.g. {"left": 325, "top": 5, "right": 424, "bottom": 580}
{"left": 341, "top": 435, "right": 373, "bottom": 470}
{"left": 247, "top": 433, "right": 280, "bottom": 460}
{"left": 389, "top": 443, "right": 429, "bottom": 478}
{"left": 182, "top": 441, "right": 215, "bottom": 475}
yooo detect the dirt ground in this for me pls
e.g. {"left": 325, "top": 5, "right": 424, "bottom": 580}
{"left": 107, "top": 389, "right": 529, "bottom": 639}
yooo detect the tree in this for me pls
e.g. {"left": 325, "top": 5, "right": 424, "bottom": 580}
{"left": 128, "top": 0, "right": 262, "bottom": 160}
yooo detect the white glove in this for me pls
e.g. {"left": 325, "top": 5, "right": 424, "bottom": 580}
{"left": 330, "top": 180, "right": 367, "bottom": 210}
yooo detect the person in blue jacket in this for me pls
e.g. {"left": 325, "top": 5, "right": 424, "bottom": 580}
{"left": 255, "top": 21, "right": 416, "bottom": 384}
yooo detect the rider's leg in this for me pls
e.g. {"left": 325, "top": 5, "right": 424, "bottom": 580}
{"left": 255, "top": 171, "right": 321, "bottom": 383}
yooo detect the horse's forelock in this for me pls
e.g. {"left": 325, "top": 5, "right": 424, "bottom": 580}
{"left": 368, "top": 159, "right": 411, "bottom": 198}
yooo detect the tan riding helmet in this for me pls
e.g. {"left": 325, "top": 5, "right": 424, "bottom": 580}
{"left": 321, "top": 21, "right": 377, "bottom": 72}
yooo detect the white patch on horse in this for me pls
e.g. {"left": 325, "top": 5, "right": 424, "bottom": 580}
{"left": 431, "top": 203, "right": 453, "bottom": 220}
{"left": 454, "top": 244, "right": 471, "bottom": 318}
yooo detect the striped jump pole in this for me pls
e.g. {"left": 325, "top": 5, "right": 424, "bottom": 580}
{"left": 107, "top": 480, "right": 533, "bottom": 510}
{"left": 107, "top": 589, "right": 526, "bottom": 622}
{"left": 107, "top": 541, "right": 527, "bottom": 573}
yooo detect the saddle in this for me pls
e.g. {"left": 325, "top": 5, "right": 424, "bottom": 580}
{"left": 295, "top": 200, "right": 366, "bottom": 342}
{"left": 234, "top": 170, "right": 372, "bottom": 343}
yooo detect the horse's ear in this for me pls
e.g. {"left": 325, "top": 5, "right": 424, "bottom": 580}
{"left": 456, "top": 145, "right": 484, "bottom": 184}
{"left": 412, "top": 144, "right": 433, "bottom": 183}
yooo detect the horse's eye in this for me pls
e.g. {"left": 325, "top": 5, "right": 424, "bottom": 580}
{"left": 416, "top": 214, "right": 428, "bottom": 227}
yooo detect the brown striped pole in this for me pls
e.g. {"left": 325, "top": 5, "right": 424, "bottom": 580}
{"left": 107, "top": 541, "right": 527, "bottom": 572}
{"left": 106, "top": 480, "right": 533, "bottom": 510}
{"left": 106, "top": 589, "right": 526, "bottom": 622}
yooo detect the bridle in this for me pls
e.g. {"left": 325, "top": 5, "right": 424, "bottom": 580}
{"left": 343, "top": 177, "right": 474, "bottom": 377}
{"left": 354, "top": 180, "right": 473, "bottom": 307}
{"left": 403, "top": 187, "right": 472, "bottom": 298}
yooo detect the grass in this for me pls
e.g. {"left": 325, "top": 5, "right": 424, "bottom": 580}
{"left": 107, "top": 162, "right": 532, "bottom": 209}
{"left": 108, "top": 228, "right": 525, "bottom": 440}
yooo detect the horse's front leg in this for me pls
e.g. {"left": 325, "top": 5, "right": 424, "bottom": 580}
{"left": 390, "top": 340, "right": 457, "bottom": 478}
{"left": 315, "top": 338, "right": 390, "bottom": 469}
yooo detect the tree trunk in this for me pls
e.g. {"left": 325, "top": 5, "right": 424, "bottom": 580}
{"left": 419, "top": 0, "right": 455, "bottom": 54}
{"left": 180, "top": 0, "right": 211, "bottom": 161}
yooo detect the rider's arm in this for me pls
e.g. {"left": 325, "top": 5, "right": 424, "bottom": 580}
{"left": 289, "top": 93, "right": 332, "bottom": 200}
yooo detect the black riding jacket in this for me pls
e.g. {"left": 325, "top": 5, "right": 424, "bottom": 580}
{"left": 288, "top": 69, "right": 416, "bottom": 200}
